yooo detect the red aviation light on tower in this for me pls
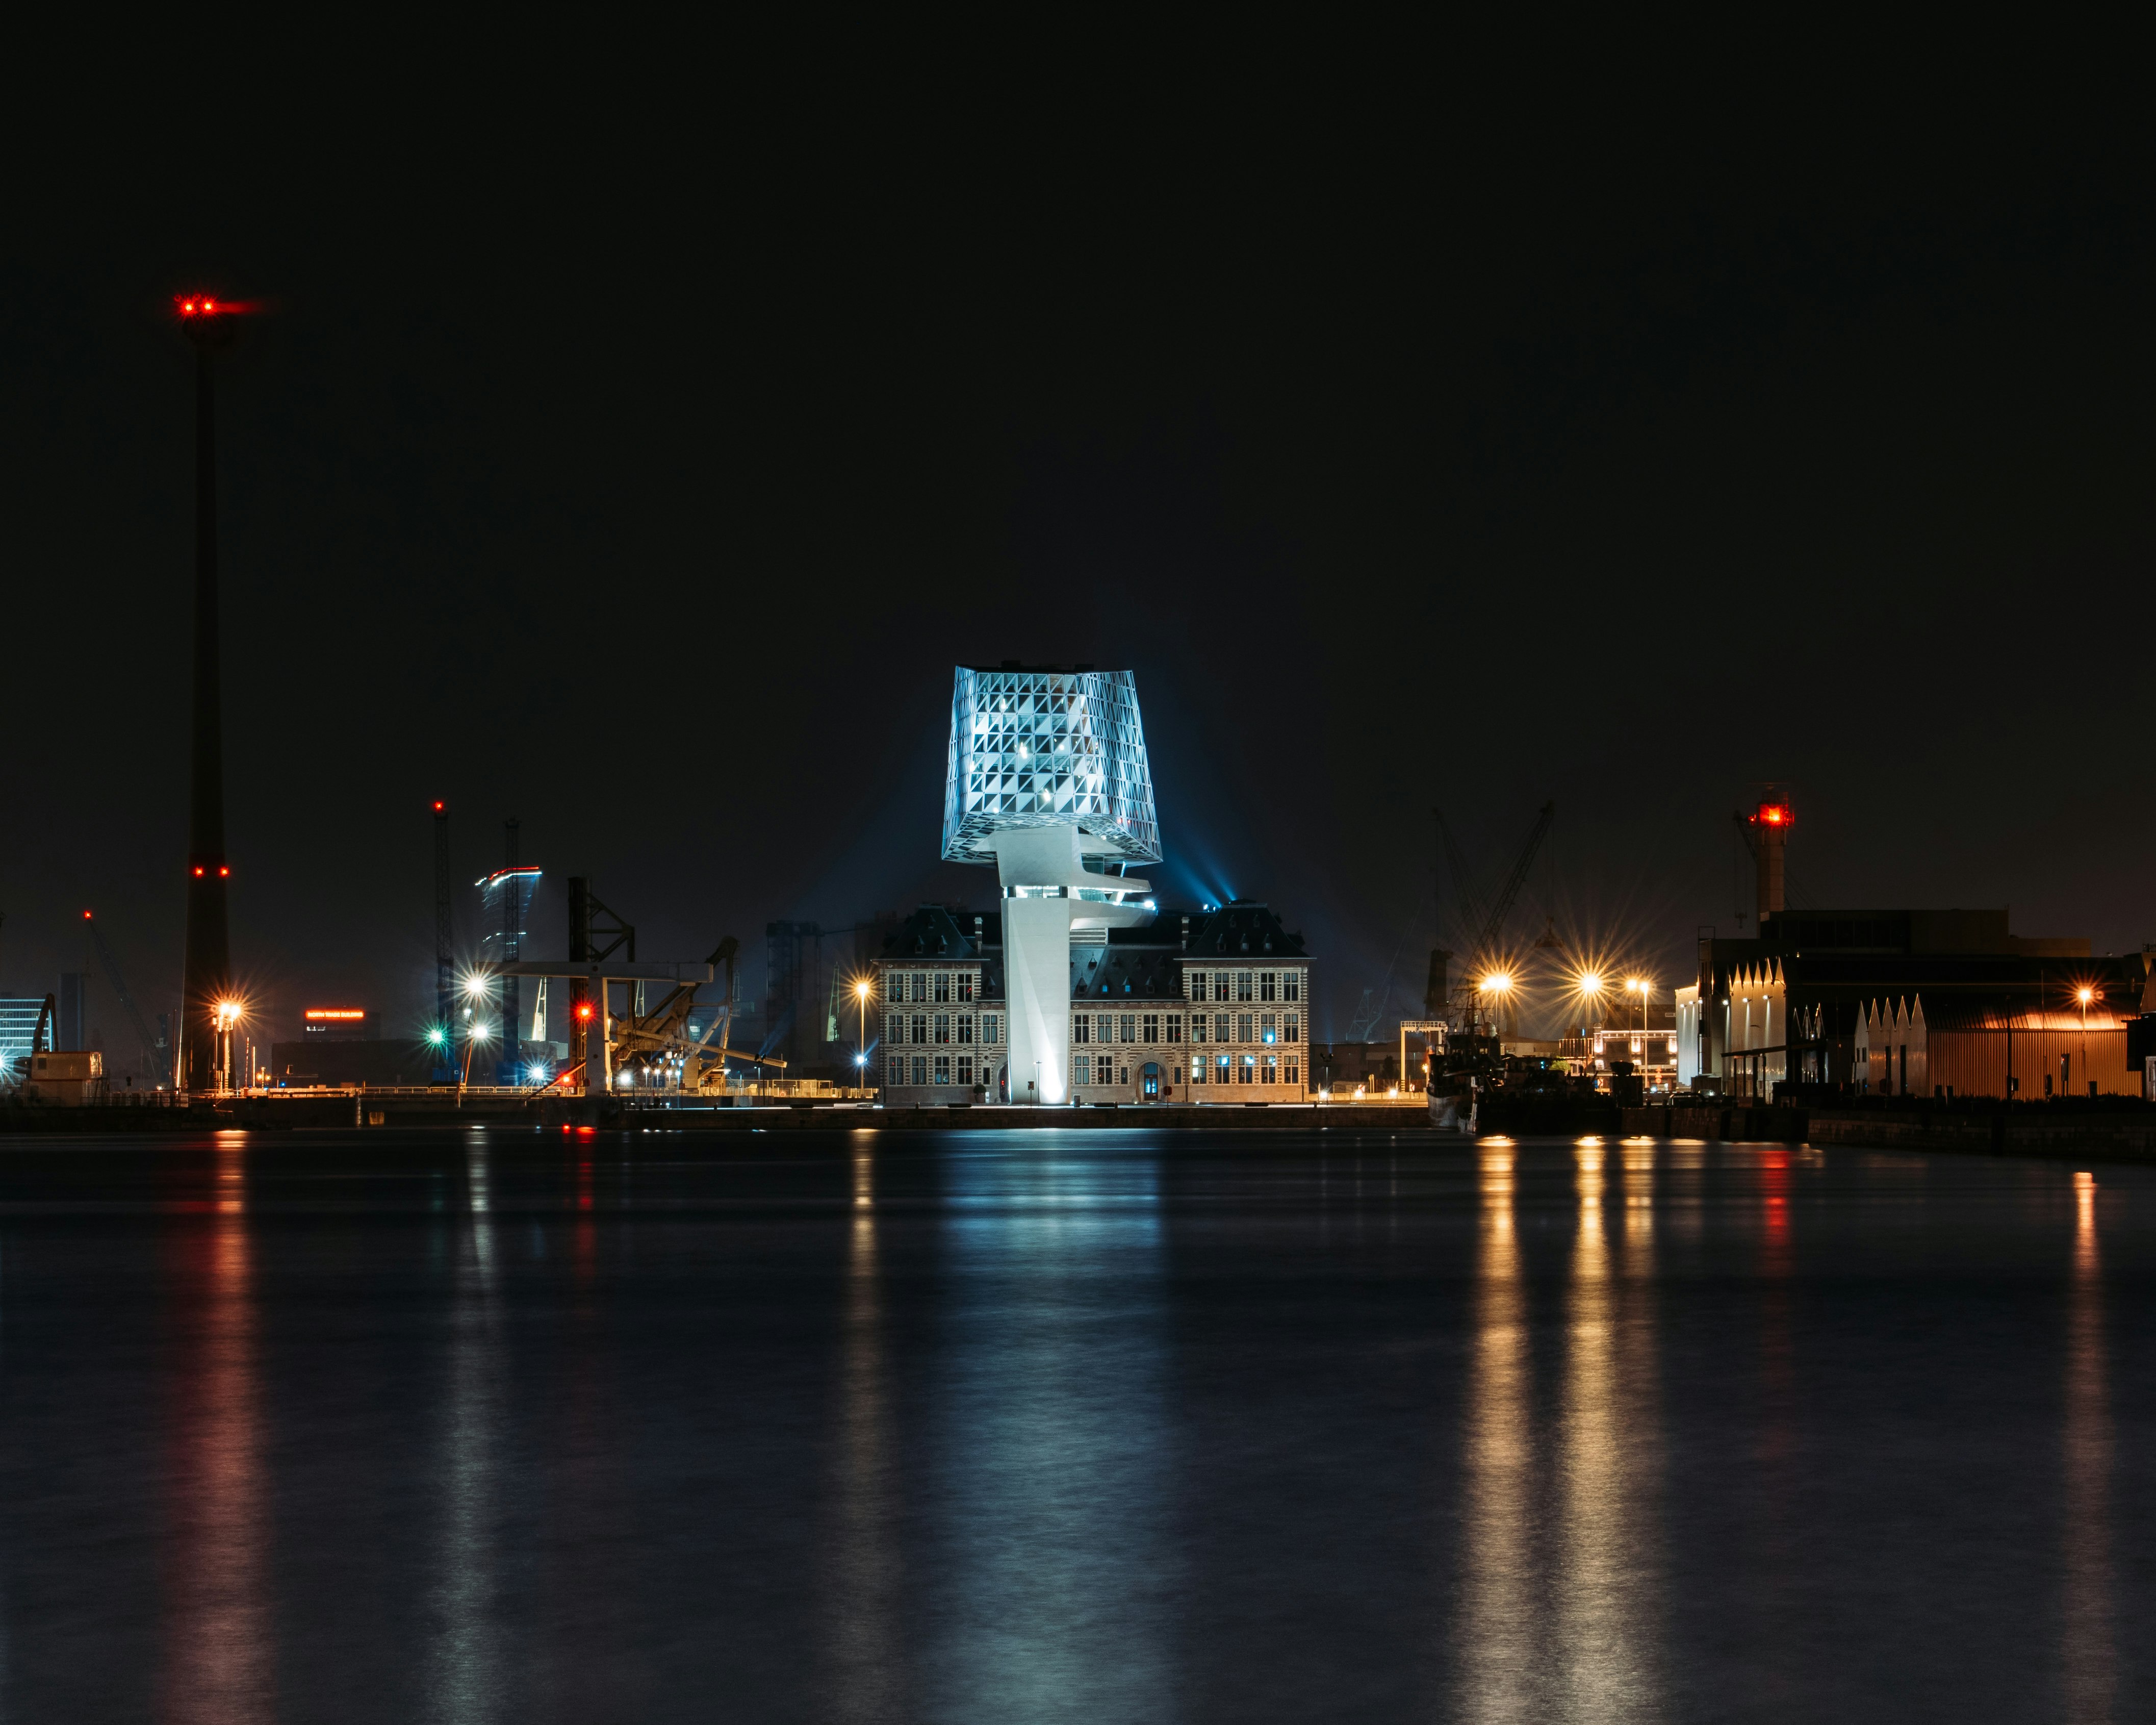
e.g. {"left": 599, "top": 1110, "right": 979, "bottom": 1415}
{"left": 1755, "top": 800, "right": 1792, "bottom": 828}
{"left": 174, "top": 294, "right": 263, "bottom": 320}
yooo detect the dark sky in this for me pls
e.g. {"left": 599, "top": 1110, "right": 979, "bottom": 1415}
{"left": 5, "top": 58, "right": 2151, "bottom": 1049}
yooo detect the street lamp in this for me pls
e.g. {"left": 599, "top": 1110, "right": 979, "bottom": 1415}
{"left": 456, "top": 1019, "right": 492, "bottom": 1104}
{"left": 212, "top": 998, "right": 243, "bottom": 1093}
{"left": 854, "top": 977, "right": 871, "bottom": 1096}
{"left": 2077, "top": 986, "right": 2096, "bottom": 1097}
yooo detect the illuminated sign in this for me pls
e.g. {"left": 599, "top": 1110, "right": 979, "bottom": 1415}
{"left": 305, "top": 1009, "right": 367, "bottom": 1021}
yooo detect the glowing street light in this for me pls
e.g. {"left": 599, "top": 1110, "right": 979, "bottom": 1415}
{"left": 854, "top": 977, "right": 872, "bottom": 1093}
{"left": 210, "top": 998, "right": 244, "bottom": 1092}
{"left": 2077, "top": 986, "right": 2098, "bottom": 1096}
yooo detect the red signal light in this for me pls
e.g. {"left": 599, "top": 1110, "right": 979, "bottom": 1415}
{"left": 1755, "top": 801, "right": 1791, "bottom": 827}
{"left": 433, "top": 800, "right": 444, "bottom": 811}
{"left": 192, "top": 866, "right": 204, "bottom": 877}
{"left": 83, "top": 910, "right": 92, "bottom": 920}
{"left": 218, "top": 866, "right": 230, "bottom": 877}
{"left": 576, "top": 1003, "right": 594, "bottom": 1021}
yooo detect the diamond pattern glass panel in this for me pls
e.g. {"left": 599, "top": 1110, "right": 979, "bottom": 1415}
{"left": 941, "top": 668, "right": 1162, "bottom": 863}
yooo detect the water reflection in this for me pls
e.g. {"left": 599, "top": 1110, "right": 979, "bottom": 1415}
{"left": 160, "top": 1134, "right": 273, "bottom": 1724}
{"left": 1458, "top": 1143, "right": 1533, "bottom": 1722}
{"left": 427, "top": 1133, "right": 504, "bottom": 1723}
{"left": 826, "top": 1135, "right": 905, "bottom": 1722}
{"left": 927, "top": 1142, "right": 1170, "bottom": 1720}
{"left": 2061, "top": 1171, "right": 2114, "bottom": 1722}
{"left": 1555, "top": 1139, "right": 1659, "bottom": 1720}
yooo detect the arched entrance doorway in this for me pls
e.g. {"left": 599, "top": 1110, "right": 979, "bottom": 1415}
{"left": 1141, "top": 1061, "right": 1160, "bottom": 1100}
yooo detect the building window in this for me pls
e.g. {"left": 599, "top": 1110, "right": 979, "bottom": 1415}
{"left": 1216, "top": 1013, "right": 1230, "bottom": 1043}
{"left": 1261, "top": 1012, "right": 1275, "bottom": 1044}
{"left": 911, "top": 1055, "right": 928, "bottom": 1086}
{"left": 1237, "top": 973, "right": 1253, "bottom": 1002}
{"left": 959, "top": 974, "right": 974, "bottom": 1003}
{"left": 934, "top": 1055, "right": 951, "bottom": 1085}
{"left": 958, "top": 1014, "right": 974, "bottom": 1044}
{"left": 1238, "top": 1013, "right": 1252, "bottom": 1043}
{"left": 887, "top": 1013, "right": 903, "bottom": 1045}
{"left": 958, "top": 1055, "right": 974, "bottom": 1087}
{"left": 1260, "top": 972, "right": 1276, "bottom": 1002}
{"left": 1098, "top": 1013, "right": 1113, "bottom": 1044}
{"left": 983, "top": 1016, "right": 999, "bottom": 1045}
{"left": 934, "top": 1014, "right": 951, "bottom": 1044}
{"left": 1191, "top": 1014, "right": 1208, "bottom": 1044}
{"left": 1239, "top": 1054, "right": 1255, "bottom": 1084}
{"left": 1074, "top": 1054, "right": 1092, "bottom": 1086}
{"left": 1166, "top": 1014, "right": 1182, "bottom": 1044}
{"left": 1119, "top": 1014, "right": 1135, "bottom": 1044}
{"left": 1191, "top": 1055, "right": 1206, "bottom": 1084}
{"left": 911, "top": 1013, "right": 928, "bottom": 1045}
{"left": 886, "top": 972, "right": 905, "bottom": 1003}
{"left": 1285, "top": 1058, "right": 1299, "bottom": 1085}
{"left": 887, "top": 1056, "right": 904, "bottom": 1086}
{"left": 1285, "top": 971, "right": 1301, "bottom": 1002}
{"left": 1285, "top": 1012, "right": 1299, "bottom": 1044}
{"left": 913, "top": 973, "right": 928, "bottom": 1003}
{"left": 1075, "top": 1016, "right": 1091, "bottom": 1044}
{"left": 1142, "top": 1014, "right": 1158, "bottom": 1043}
{"left": 1215, "top": 974, "right": 1231, "bottom": 1002}
{"left": 934, "top": 974, "right": 951, "bottom": 1004}
{"left": 1216, "top": 1055, "right": 1232, "bottom": 1084}
{"left": 1264, "top": 1054, "right": 1278, "bottom": 1083}
{"left": 1117, "top": 1065, "right": 1128, "bottom": 1087}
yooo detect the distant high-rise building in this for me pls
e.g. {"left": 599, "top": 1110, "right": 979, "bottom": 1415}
{"left": 478, "top": 858, "right": 541, "bottom": 1070}
{"left": 0, "top": 998, "right": 48, "bottom": 1085}
{"left": 56, "top": 972, "right": 89, "bottom": 1052}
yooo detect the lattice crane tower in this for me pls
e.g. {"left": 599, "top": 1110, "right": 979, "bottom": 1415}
{"left": 942, "top": 666, "right": 1160, "bottom": 1104}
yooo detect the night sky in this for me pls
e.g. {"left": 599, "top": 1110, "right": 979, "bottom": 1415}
{"left": 5, "top": 63, "right": 2151, "bottom": 1048}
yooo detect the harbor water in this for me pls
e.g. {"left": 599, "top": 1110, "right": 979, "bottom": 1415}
{"left": 0, "top": 1128, "right": 2147, "bottom": 1721}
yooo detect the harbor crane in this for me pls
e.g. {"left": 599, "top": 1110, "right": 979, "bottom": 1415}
{"left": 1431, "top": 800, "right": 1555, "bottom": 1036}
{"left": 84, "top": 911, "right": 167, "bottom": 1084}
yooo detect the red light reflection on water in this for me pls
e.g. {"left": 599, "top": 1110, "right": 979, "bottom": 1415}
{"left": 158, "top": 1138, "right": 273, "bottom": 1722}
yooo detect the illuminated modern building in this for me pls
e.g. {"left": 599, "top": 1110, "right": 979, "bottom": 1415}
{"left": 941, "top": 664, "right": 1160, "bottom": 1103}
{"left": 478, "top": 861, "right": 541, "bottom": 1071}
{"left": 0, "top": 998, "right": 49, "bottom": 1085}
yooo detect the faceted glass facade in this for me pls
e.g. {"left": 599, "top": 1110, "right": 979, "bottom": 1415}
{"left": 942, "top": 668, "right": 1161, "bottom": 864}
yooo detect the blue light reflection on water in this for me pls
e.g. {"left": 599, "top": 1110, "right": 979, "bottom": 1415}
{"left": 918, "top": 1138, "right": 1172, "bottom": 1723}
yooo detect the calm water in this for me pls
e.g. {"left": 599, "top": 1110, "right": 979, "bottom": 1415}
{"left": 0, "top": 1128, "right": 2147, "bottom": 1722}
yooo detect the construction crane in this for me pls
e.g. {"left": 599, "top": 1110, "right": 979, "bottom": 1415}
{"left": 1473, "top": 801, "right": 1555, "bottom": 963}
{"left": 1431, "top": 801, "right": 1556, "bottom": 969}
{"left": 83, "top": 911, "right": 166, "bottom": 1084}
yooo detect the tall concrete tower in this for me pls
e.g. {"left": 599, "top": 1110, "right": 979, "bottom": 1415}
{"left": 1751, "top": 796, "right": 1791, "bottom": 920}
{"left": 942, "top": 666, "right": 1160, "bottom": 1103}
{"left": 175, "top": 295, "right": 241, "bottom": 1092}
